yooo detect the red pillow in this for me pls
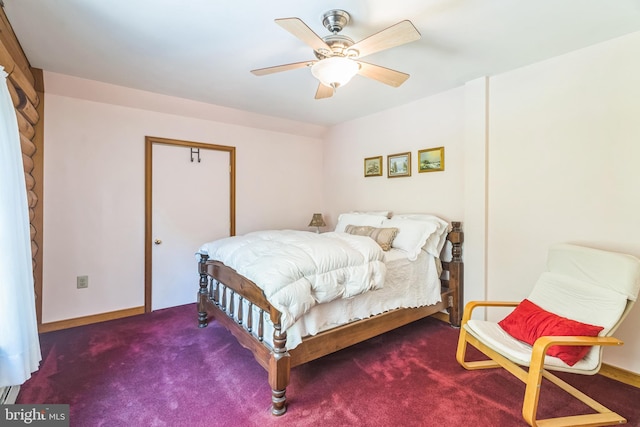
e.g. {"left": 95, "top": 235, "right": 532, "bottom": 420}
{"left": 498, "top": 299, "right": 604, "bottom": 366}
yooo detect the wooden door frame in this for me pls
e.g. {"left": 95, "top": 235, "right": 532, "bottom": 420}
{"left": 144, "top": 136, "right": 236, "bottom": 313}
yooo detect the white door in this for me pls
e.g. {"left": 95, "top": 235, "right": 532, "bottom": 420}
{"left": 151, "top": 144, "right": 230, "bottom": 311}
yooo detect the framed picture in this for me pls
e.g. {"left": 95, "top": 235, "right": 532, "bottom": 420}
{"left": 387, "top": 152, "right": 411, "bottom": 178}
{"left": 364, "top": 156, "right": 383, "bottom": 177}
{"left": 418, "top": 147, "right": 445, "bottom": 173}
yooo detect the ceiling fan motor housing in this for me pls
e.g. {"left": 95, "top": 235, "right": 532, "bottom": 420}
{"left": 322, "top": 9, "right": 350, "bottom": 33}
{"left": 314, "top": 34, "right": 357, "bottom": 60}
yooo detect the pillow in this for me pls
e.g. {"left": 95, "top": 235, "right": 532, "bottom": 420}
{"left": 335, "top": 213, "right": 386, "bottom": 233}
{"left": 344, "top": 225, "right": 398, "bottom": 251}
{"left": 392, "top": 213, "right": 448, "bottom": 226}
{"left": 380, "top": 218, "right": 440, "bottom": 260}
{"left": 344, "top": 225, "right": 374, "bottom": 236}
{"left": 392, "top": 214, "right": 450, "bottom": 256}
{"left": 349, "top": 210, "right": 392, "bottom": 219}
{"left": 498, "top": 299, "right": 604, "bottom": 366}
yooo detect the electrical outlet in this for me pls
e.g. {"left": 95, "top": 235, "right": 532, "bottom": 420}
{"left": 77, "top": 275, "right": 89, "bottom": 289}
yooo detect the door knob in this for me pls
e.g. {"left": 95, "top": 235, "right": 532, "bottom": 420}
{"left": 154, "top": 239, "right": 162, "bottom": 245}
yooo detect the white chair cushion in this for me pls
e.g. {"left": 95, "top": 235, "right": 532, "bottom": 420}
{"left": 548, "top": 243, "right": 640, "bottom": 301}
{"left": 465, "top": 320, "right": 602, "bottom": 372}
{"left": 528, "top": 272, "right": 627, "bottom": 335}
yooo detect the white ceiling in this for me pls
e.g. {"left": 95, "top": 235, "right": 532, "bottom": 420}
{"left": 4, "top": 0, "right": 640, "bottom": 127}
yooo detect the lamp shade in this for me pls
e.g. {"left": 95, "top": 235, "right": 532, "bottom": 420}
{"left": 311, "top": 57, "right": 360, "bottom": 89}
{"left": 308, "top": 213, "right": 326, "bottom": 228}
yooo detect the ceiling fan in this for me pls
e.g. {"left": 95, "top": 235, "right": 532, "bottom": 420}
{"left": 251, "top": 10, "right": 421, "bottom": 99}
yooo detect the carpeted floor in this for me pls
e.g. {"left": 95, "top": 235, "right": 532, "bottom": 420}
{"left": 17, "top": 304, "right": 640, "bottom": 426}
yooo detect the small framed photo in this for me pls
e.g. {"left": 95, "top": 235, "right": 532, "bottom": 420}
{"left": 418, "top": 147, "right": 445, "bottom": 173}
{"left": 364, "top": 156, "right": 383, "bottom": 177}
{"left": 387, "top": 152, "right": 411, "bottom": 178}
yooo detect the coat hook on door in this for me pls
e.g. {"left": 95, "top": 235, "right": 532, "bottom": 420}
{"left": 190, "top": 148, "right": 201, "bottom": 163}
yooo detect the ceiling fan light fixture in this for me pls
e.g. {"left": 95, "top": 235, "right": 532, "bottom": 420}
{"left": 311, "top": 56, "right": 359, "bottom": 89}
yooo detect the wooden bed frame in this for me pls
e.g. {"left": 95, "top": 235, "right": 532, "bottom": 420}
{"left": 197, "top": 221, "right": 463, "bottom": 415}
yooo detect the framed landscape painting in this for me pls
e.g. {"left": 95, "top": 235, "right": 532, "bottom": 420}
{"left": 364, "top": 156, "right": 383, "bottom": 177}
{"left": 387, "top": 152, "right": 411, "bottom": 178}
{"left": 418, "top": 147, "right": 444, "bottom": 173}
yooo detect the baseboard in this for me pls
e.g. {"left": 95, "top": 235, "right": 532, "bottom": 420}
{"left": 39, "top": 306, "right": 145, "bottom": 333}
{"left": 431, "top": 311, "right": 450, "bottom": 323}
{"left": 599, "top": 363, "right": 640, "bottom": 388}
{"left": 0, "top": 385, "right": 20, "bottom": 404}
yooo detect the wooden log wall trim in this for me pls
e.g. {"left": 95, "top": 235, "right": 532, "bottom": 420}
{"left": 7, "top": 78, "right": 39, "bottom": 124}
{"left": 0, "top": 7, "right": 45, "bottom": 325}
{"left": 0, "top": 7, "right": 34, "bottom": 85}
{"left": 17, "top": 107, "right": 35, "bottom": 139}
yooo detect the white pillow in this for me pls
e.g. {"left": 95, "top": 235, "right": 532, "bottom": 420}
{"left": 335, "top": 213, "right": 386, "bottom": 233}
{"left": 380, "top": 218, "right": 440, "bottom": 261}
{"left": 349, "top": 210, "right": 392, "bottom": 218}
{"left": 393, "top": 213, "right": 448, "bottom": 227}
{"left": 391, "top": 214, "right": 450, "bottom": 256}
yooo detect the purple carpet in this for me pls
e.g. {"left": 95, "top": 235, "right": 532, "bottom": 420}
{"left": 18, "top": 304, "right": 640, "bottom": 426}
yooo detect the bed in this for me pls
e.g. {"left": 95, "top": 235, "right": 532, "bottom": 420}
{"left": 196, "top": 213, "right": 463, "bottom": 415}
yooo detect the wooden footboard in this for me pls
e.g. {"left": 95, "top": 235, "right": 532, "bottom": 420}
{"left": 197, "top": 258, "right": 290, "bottom": 415}
{"left": 198, "top": 221, "right": 463, "bottom": 415}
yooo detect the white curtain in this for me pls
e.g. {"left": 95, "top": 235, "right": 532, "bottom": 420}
{"left": 0, "top": 66, "right": 41, "bottom": 386}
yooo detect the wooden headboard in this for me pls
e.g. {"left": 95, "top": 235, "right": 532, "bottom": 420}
{"left": 0, "top": 7, "right": 45, "bottom": 324}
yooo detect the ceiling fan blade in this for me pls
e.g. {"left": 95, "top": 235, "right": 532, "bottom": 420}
{"left": 275, "top": 17, "right": 332, "bottom": 55}
{"left": 251, "top": 61, "right": 314, "bottom": 76}
{"left": 350, "top": 20, "right": 421, "bottom": 59}
{"left": 357, "top": 61, "right": 410, "bottom": 87}
{"left": 315, "top": 83, "right": 334, "bottom": 99}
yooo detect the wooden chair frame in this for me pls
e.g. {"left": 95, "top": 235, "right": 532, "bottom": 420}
{"left": 456, "top": 301, "right": 627, "bottom": 427}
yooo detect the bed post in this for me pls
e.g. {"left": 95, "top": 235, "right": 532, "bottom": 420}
{"left": 268, "top": 317, "right": 290, "bottom": 415}
{"left": 198, "top": 253, "right": 210, "bottom": 328}
{"left": 448, "top": 222, "right": 464, "bottom": 327}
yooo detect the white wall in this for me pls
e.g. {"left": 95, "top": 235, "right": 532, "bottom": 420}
{"left": 486, "top": 31, "right": 640, "bottom": 372}
{"left": 323, "top": 87, "right": 466, "bottom": 228}
{"left": 42, "top": 73, "right": 324, "bottom": 323}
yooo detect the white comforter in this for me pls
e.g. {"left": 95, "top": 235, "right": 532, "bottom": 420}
{"left": 198, "top": 230, "right": 386, "bottom": 330}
